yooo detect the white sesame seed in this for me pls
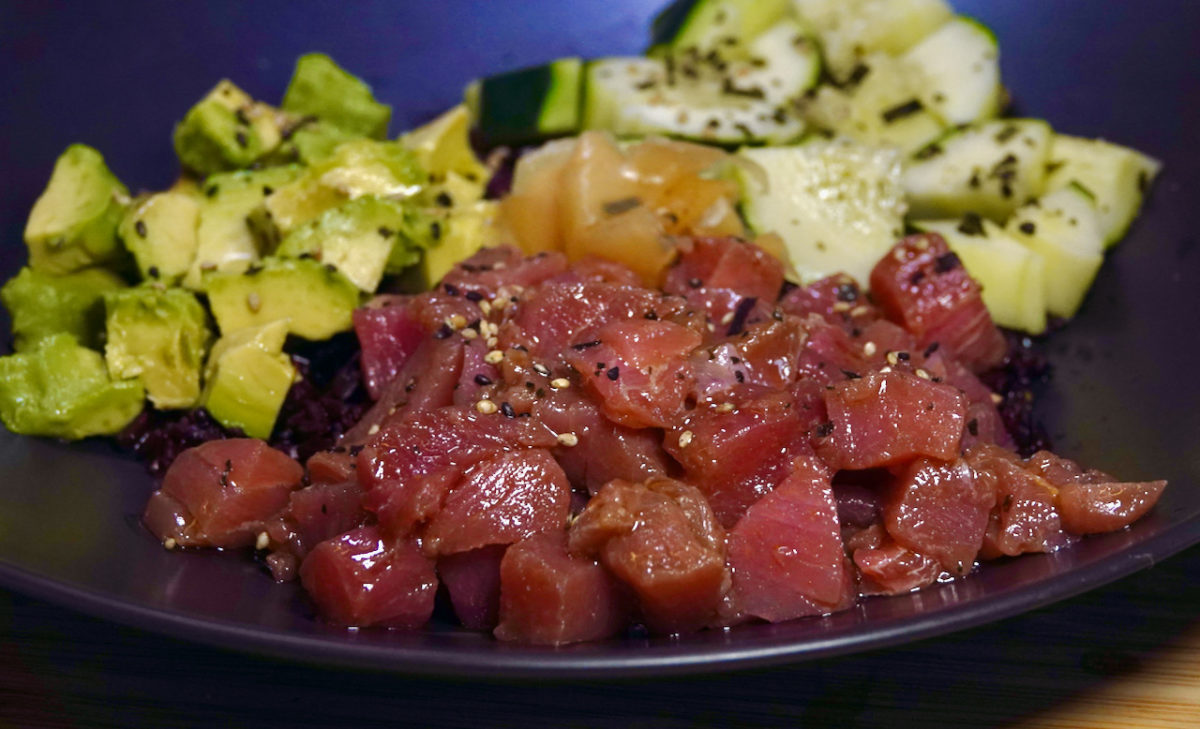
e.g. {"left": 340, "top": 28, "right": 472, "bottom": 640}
{"left": 484, "top": 350, "right": 504, "bottom": 365}
{"left": 368, "top": 423, "right": 380, "bottom": 435}
{"left": 163, "top": 537, "right": 177, "bottom": 550}
{"left": 550, "top": 377, "right": 570, "bottom": 389}
{"left": 476, "top": 399, "right": 498, "bottom": 414}
{"left": 460, "top": 327, "right": 478, "bottom": 340}
{"left": 448, "top": 314, "right": 467, "bottom": 330}
{"left": 850, "top": 305, "right": 872, "bottom": 318}
{"left": 255, "top": 531, "right": 269, "bottom": 550}
{"left": 879, "top": 366, "right": 893, "bottom": 374}
{"left": 915, "top": 368, "right": 931, "bottom": 380}
{"left": 246, "top": 292, "right": 261, "bottom": 312}
{"left": 716, "top": 402, "right": 735, "bottom": 413}
{"left": 678, "top": 430, "right": 694, "bottom": 448}
{"left": 533, "top": 363, "right": 551, "bottom": 376}
{"left": 485, "top": 336, "right": 498, "bottom": 348}
{"left": 556, "top": 432, "right": 579, "bottom": 447}
{"left": 991, "top": 392, "right": 1004, "bottom": 405}
{"left": 720, "top": 311, "right": 735, "bottom": 325}
{"left": 886, "top": 351, "right": 900, "bottom": 366}
{"left": 478, "top": 299, "right": 492, "bottom": 315}
{"left": 863, "top": 341, "right": 877, "bottom": 357}
{"left": 832, "top": 301, "right": 853, "bottom": 313}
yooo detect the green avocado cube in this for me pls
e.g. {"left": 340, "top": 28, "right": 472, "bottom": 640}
{"left": 0, "top": 333, "right": 145, "bottom": 440}
{"left": 281, "top": 121, "right": 360, "bottom": 165}
{"left": 276, "top": 196, "right": 413, "bottom": 292}
{"left": 1, "top": 266, "right": 126, "bottom": 351}
{"left": 282, "top": 54, "right": 391, "bottom": 139}
{"left": 104, "top": 286, "right": 212, "bottom": 409}
{"left": 397, "top": 201, "right": 497, "bottom": 290}
{"left": 24, "top": 144, "right": 130, "bottom": 275}
{"left": 262, "top": 138, "right": 425, "bottom": 237}
{"left": 201, "top": 320, "right": 295, "bottom": 439}
{"left": 182, "top": 165, "right": 305, "bottom": 290}
{"left": 173, "top": 80, "right": 285, "bottom": 176}
{"left": 204, "top": 257, "right": 361, "bottom": 340}
{"left": 119, "top": 185, "right": 201, "bottom": 284}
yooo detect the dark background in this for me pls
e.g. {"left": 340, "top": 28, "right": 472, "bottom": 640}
{"left": 1, "top": 1, "right": 1198, "bottom": 726}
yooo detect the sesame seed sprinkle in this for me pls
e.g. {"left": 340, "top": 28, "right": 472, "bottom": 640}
{"left": 255, "top": 532, "right": 269, "bottom": 550}
{"left": 556, "top": 432, "right": 579, "bottom": 447}
{"left": 863, "top": 341, "right": 877, "bottom": 357}
{"left": 678, "top": 430, "right": 694, "bottom": 448}
{"left": 475, "top": 399, "right": 498, "bottom": 414}
{"left": 163, "top": 538, "right": 177, "bottom": 550}
{"left": 484, "top": 350, "right": 504, "bottom": 365}
{"left": 550, "top": 377, "right": 570, "bottom": 389}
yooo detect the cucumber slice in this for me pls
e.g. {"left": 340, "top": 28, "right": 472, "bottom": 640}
{"left": 1006, "top": 183, "right": 1104, "bottom": 318}
{"left": 1043, "top": 134, "right": 1162, "bottom": 247}
{"left": 903, "top": 119, "right": 1052, "bottom": 221}
{"left": 792, "top": 0, "right": 953, "bottom": 82}
{"left": 911, "top": 217, "right": 1047, "bottom": 334}
{"left": 466, "top": 58, "right": 583, "bottom": 147}
{"left": 584, "top": 19, "right": 817, "bottom": 144}
{"left": 650, "top": 0, "right": 791, "bottom": 54}
{"left": 737, "top": 138, "right": 906, "bottom": 285}
{"left": 802, "top": 53, "right": 945, "bottom": 154}
{"left": 902, "top": 16, "right": 1001, "bottom": 125}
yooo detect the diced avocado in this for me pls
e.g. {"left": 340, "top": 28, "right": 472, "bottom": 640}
{"left": 173, "top": 80, "right": 284, "bottom": 176}
{"left": 467, "top": 58, "right": 584, "bottom": 148}
{"left": 1043, "top": 134, "right": 1162, "bottom": 247}
{"left": 275, "top": 196, "right": 412, "bottom": 291}
{"left": 400, "top": 200, "right": 500, "bottom": 290}
{"left": 262, "top": 139, "right": 425, "bottom": 236}
{"left": 282, "top": 53, "right": 391, "bottom": 140}
{"left": 385, "top": 203, "right": 444, "bottom": 274}
{"left": 911, "top": 217, "right": 1048, "bottom": 334}
{"left": 119, "top": 187, "right": 201, "bottom": 284}
{"left": 1006, "top": 183, "right": 1104, "bottom": 319}
{"left": 204, "top": 257, "right": 361, "bottom": 340}
{"left": 1, "top": 266, "right": 126, "bottom": 351}
{"left": 903, "top": 119, "right": 1053, "bottom": 221}
{"left": 183, "top": 165, "right": 305, "bottom": 290}
{"left": 103, "top": 286, "right": 212, "bottom": 409}
{"left": 402, "top": 104, "right": 489, "bottom": 185}
{"left": 736, "top": 139, "right": 907, "bottom": 285}
{"left": 0, "top": 333, "right": 145, "bottom": 440}
{"left": 801, "top": 53, "right": 944, "bottom": 154}
{"left": 281, "top": 120, "right": 360, "bottom": 165}
{"left": 201, "top": 320, "right": 295, "bottom": 439}
{"left": 24, "top": 144, "right": 129, "bottom": 274}
{"left": 649, "top": 0, "right": 791, "bottom": 55}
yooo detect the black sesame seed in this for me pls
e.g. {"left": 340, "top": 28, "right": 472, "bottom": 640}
{"left": 606, "top": 366, "right": 620, "bottom": 381}
{"left": 500, "top": 402, "right": 515, "bottom": 418}
{"left": 474, "top": 374, "right": 493, "bottom": 386}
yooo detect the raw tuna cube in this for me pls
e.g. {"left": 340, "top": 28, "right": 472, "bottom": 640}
{"left": 440, "top": 246, "right": 568, "bottom": 299}
{"left": 967, "top": 444, "right": 1068, "bottom": 557}
{"left": 854, "top": 540, "right": 944, "bottom": 596}
{"left": 728, "top": 457, "right": 853, "bottom": 621}
{"left": 817, "top": 370, "right": 967, "bottom": 470}
{"left": 343, "top": 336, "right": 465, "bottom": 444}
{"left": 883, "top": 457, "right": 995, "bottom": 575}
{"left": 569, "top": 478, "right": 726, "bottom": 635}
{"left": 664, "top": 237, "right": 784, "bottom": 338}
{"left": 1022, "top": 451, "right": 1166, "bottom": 534}
{"left": 494, "top": 532, "right": 628, "bottom": 645}
{"left": 423, "top": 448, "right": 571, "bottom": 555}
{"left": 299, "top": 525, "right": 437, "bottom": 629}
{"left": 870, "top": 233, "right": 1007, "bottom": 372}
{"left": 264, "top": 478, "right": 367, "bottom": 581}
{"left": 143, "top": 438, "right": 303, "bottom": 549}
{"left": 567, "top": 318, "right": 700, "bottom": 429}
{"left": 353, "top": 296, "right": 426, "bottom": 400}
{"left": 779, "top": 273, "right": 879, "bottom": 331}
{"left": 438, "top": 544, "right": 507, "bottom": 631}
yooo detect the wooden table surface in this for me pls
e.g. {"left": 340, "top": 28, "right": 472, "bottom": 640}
{"left": 2, "top": 543, "right": 1197, "bottom": 729}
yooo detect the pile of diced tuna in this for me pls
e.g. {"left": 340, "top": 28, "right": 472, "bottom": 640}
{"left": 143, "top": 234, "right": 1165, "bottom": 645}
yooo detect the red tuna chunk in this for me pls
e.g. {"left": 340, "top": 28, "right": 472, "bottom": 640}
{"left": 438, "top": 544, "right": 507, "bottom": 631}
{"left": 1024, "top": 451, "right": 1166, "bottom": 535}
{"left": 569, "top": 478, "right": 727, "bottom": 635}
{"left": 568, "top": 318, "right": 701, "bottom": 429}
{"left": 353, "top": 296, "right": 426, "bottom": 400}
{"left": 665, "top": 391, "right": 814, "bottom": 527}
{"left": 728, "top": 457, "right": 853, "bottom": 621}
{"left": 967, "top": 445, "right": 1069, "bottom": 558}
{"left": 494, "top": 532, "right": 628, "bottom": 645}
{"left": 423, "top": 448, "right": 571, "bottom": 555}
{"left": 870, "top": 233, "right": 1006, "bottom": 372}
{"left": 854, "top": 540, "right": 944, "bottom": 596}
{"left": 440, "top": 246, "right": 569, "bottom": 299}
{"left": 144, "top": 438, "right": 303, "bottom": 549}
{"left": 818, "top": 369, "right": 967, "bottom": 470}
{"left": 664, "top": 236, "right": 784, "bottom": 336}
{"left": 299, "top": 525, "right": 437, "bottom": 628}
{"left": 264, "top": 478, "right": 367, "bottom": 581}
{"left": 883, "top": 457, "right": 995, "bottom": 575}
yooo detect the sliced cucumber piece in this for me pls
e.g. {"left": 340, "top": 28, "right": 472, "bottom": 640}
{"left": 912, "top": 217, "right": 1047, "bottom": 334}
{"left": 1043, "top": 134, "right": 1162, "bottom": 247}
{"left": 584, "top": 19, "right": 817, "bottom": 145}
{"left": 802, "top": 53, "right": 945, "bottom": 154}
{"left": 902, "top": 16, "right": 1001, "bottom": 126}
{"left": 903, "top": 119, "right": 1052, "bottom": 221}
{"left": 737, "top": 138, "right": 906, "bottom": 285}
{"left": 466, "top": 58, "right": 583, "bottom": 147}
{"left": 792, "top": 0, "right": 953, "bottom": 82}
{"left": 1006, "top": 183, "right": 1104, "bottom": 318}
{"left": 650, "top": 0, "right": 791, "bottom": 55}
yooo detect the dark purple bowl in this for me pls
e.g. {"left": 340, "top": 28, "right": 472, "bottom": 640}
{"left": 1, "top": 1, "right": 1197, "bottom": 678}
